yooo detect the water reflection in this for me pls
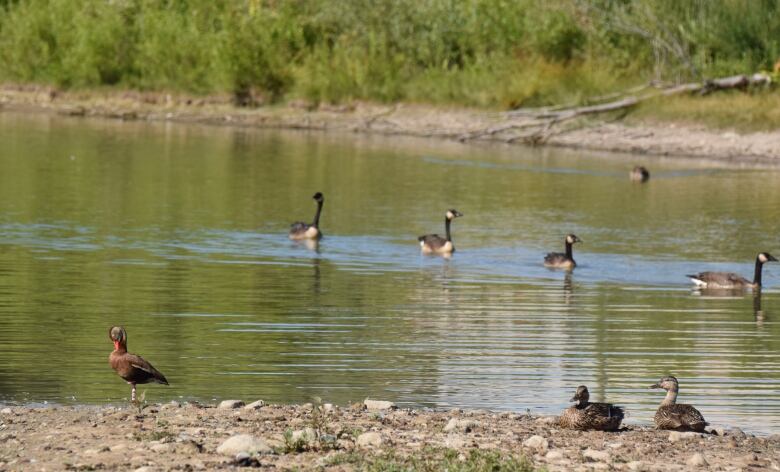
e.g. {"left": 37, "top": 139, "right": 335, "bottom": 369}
{"left": 0, "top": 112, "right": 780, "bottom": 433}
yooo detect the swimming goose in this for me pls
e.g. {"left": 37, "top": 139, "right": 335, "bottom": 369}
{"left": 650, "top": 376, "right": 707, "bottom": 432}
{"left": 289, "top": 192, "right": 324, "bottom": 240}
{"left": 544, "top": 234, "right": 581, "bottom": 269}
{"left": 687, "top": 252, "right": 777, "bottom": 289}
{"left": 559, "top": 385, "right": 624, "bottom": 431}
{"left": 630, "top": 166, "right": 650, "bottom": 182}
{"left": 109, "top": 326, "right": 168, "bottom": 402}
{"left": 418, "top": 209, "right": 463, "bottom": 255}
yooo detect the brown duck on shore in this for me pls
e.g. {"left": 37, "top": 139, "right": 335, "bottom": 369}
{"left": 544, "top": 234, "right": 581, "bottom": 269}
{"left": 650, "top": 376, "right": 707, "bottom": 432}
{"left": 109, "top": 326, "right": 168, "bottom": 401}
{"left": 418, "top": 209, "right": 463, "bottom": 255}
{"left": 289, "top": 192, "right": 324, "bottom": 240}
{"left": 559, "top": 385, "right": 624, "bottom": 431}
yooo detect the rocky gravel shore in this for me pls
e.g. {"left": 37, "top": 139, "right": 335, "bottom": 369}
{"left": 3, "top": 85, "right": 780, "bottom": 165}
{"left": 0, "top": 400, "right": 778, "bottom": 471}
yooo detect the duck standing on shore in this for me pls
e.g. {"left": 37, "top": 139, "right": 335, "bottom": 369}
{"left": 289, "top": 192, "right": 324, "bottom": 240}
{"left": 559, "top": 385, "right": 624, "bottom": 431}
{"left": 650, "top": 376, "right": 707, "bottom": 432}
{"left": 109, "top": 326, "right": 168, "bottom": 402}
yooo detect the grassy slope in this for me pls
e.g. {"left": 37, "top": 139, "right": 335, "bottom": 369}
{"left": 1, "top": 0, "right": 780, "bottom": 131}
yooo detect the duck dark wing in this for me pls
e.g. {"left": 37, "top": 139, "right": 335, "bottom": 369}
{"left": 544, "top": 252, "right": 566, "bottom": 264}
{"left": 586, "top": 402, "right": 625, "bottom": 421}
{"left": 126, "top": 353, "right": 169, "bottom": 385}
{"left": 289, "top": 221, "right": 310, "bottom": 236}
{"left": 418, "top": 234, "right": 447, "bottom": 249}
{"left": 687, "top": 271, "right": 748, "bottom": 286}
{"left": 655, "top": 404, "right": 706, "bottom": 431}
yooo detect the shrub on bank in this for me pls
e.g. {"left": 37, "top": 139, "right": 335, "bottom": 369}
{"left": 0, "top": 0, "right": 779, "bottom": 108}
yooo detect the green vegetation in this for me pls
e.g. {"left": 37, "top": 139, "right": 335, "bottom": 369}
{"left": 325, "top": 448, "right": 536, "bottom": 472}
{"left": 1, "top": 0, "right": 780, "bottom": 111}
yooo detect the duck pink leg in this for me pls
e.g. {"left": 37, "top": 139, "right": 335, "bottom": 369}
{"left": 131, "top": 383, "right": 137, "bottom": 402}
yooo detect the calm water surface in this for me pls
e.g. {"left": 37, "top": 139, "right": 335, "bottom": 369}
{"left": 1, "top": 112, "right": 780, "bottom": 433}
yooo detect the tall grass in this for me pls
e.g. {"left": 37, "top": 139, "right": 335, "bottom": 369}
{"left": 1, "top": 0, "right": 779, "bottom": 108}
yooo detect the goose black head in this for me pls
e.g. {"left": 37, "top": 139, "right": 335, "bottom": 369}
{"left": 758, "top": 252, "right": 778, "bottom": 264}
{"left": 312, "top": 192, "right": 324, "bottom": 203}
{"left": 650, "top": 375, "right": 678, "bottom": 391}
{"left": 566, "top": 234, "right": 582, "bottom": 244}
{"left": 570, "top": 385, "right": 590, "bottom": 404}
{"left": 446, "top": 209, "right": 463, "bottom": 220}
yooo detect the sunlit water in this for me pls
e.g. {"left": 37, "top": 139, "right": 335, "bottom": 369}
{"left": 1, "top": 112, "right": 780, "bottom": 433}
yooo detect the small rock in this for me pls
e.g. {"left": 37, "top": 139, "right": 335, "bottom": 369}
{"left": 582, "top": 449, "right": 610, "bottom": 463}
{"left": 150, "top": 444, "right": 170, "bottom": 453}
{"left": 607, "top": 442, "right": 623, "bottom": 449}
{"left": 110, "top": 444, "right": 127, "bottom": 452}
{"left": 668, "top": 431, "right": 700, "bottom": 443}
{"left": 443, "top": 435, "right": 466, "bottom": 449}
{"left": 687, "top": 453, "right": 708, "bottom": 467}
{"left": 216, "top": 434, "right": 272, "bottom": 456}
{"left": 729, "top": 428, "right": 748, "bottom": 440}
{"left": 83, "top": 449, "right": 100, "bottom": 456}
{"left": 627, "top": 461, "right": 647, "bottom": 471}
{"left": 235, "top": 452, "right": 250, "bottom": 462}
{"left": 535, "top": 416, "right": 558, "bottom": 425}
{"left": 0, "top": 408, "right": 11, "bottom": 415}
{"left": 522, "top": 435, "right": 549, "bottom": 454}
{"left": 161, "top": 401, "right": 180, "bottom": 410}
{"left": 363, "top": 400, "right": 396, "bottom": 411}
{"left": 134, "top": 467, "right": 153, "bottom": 472}
{"left": 545, "top": 450, "right": 564, "bottom": 462}
{"left": 323, "top": 403, "right": 335, "bottom": 413}
{"left": 218, "top": 400, "right": 245, "bottom": 409}
{"left": 443, "top": 418, "right": 478, "bottom": 433}
{"left": 244, "top": 400, "right": 265, "bottom": 410}
{"left": 356, "top": 432, "right": 383, "bottom": 447}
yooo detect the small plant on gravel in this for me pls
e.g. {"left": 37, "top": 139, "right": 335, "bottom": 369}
{"left": 325, "top": 447, "right": 536, "bottom": 471}
{"left": 281, "top": 428, "right": 308, "bottom": 453}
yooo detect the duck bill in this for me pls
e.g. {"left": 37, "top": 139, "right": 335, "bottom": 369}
{"left": 649, "top": 383, "right": 661, "bottom": 389}
{"left": 569, "top": 396, "right": 578, "bottom": 402}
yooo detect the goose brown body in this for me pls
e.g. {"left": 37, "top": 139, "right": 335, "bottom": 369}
{"left": 544, "top": 234, "right": 581, "bottom": 269}
{"left": 109, "top": 326, "right": 168, "bottom": 401}
{"left": 650, "top": 376, "right": 707, "bottom": 432}
{"left": 419, "top": 209, "right": 462, "bottom": 255}
{"left": 688, "top": 252, "right": 777, "bottom": 289}
{"left": 289, "top": 192, "right": 324, "bottom": 240}
{"left": 559, "top": 386, "right": 624, "bottom": 431}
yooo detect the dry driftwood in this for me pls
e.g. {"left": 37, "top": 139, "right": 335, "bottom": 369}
{"left": 459, "top": 73, "right": 771, "bottom": 145}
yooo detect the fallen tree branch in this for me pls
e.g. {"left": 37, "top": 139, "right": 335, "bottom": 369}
{"left": 460, "top": 73, "right": 770, "bottom": 144}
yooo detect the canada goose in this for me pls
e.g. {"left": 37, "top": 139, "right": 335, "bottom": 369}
{"left": 418, "top": 209, "right": 463, "bottom": 255}
{"left": 559, "top": 385, "right": 624, "bottom": 431}
{"left": 544, "top": 234, "right": 581, "bottom": 269}
{"left": 650, "top": 376, "right": 707, "bottom": 432}
{"left": 630, "top": 166, "right": 650, "bottom": 182}
{"left": 289, "top": 192, "right": 324, "bottom": 240}
{"left": 687, "top": 252, "right": 777, "bottom": 289}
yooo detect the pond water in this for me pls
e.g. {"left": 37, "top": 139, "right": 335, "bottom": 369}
{"left": 1, "top": 111, "right": 780, "bottom": 433}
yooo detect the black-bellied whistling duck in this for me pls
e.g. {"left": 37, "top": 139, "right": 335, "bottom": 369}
{"left": 109, "top": 326, "right": 168, "bottom": 401}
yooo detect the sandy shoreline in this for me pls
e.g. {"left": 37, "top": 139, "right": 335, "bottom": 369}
{"left": 2, "top": 85, "right": 780, "bottom": 166}
{"left": 0, "top": 400, "right": 778, "bottom": 471}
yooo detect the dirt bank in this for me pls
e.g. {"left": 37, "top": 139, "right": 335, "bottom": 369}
{"left": 2, "top": 85, "right": 780, "bottom": 166}
{"left": 0, "top": 400, "right": 778, "bottom": 471}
